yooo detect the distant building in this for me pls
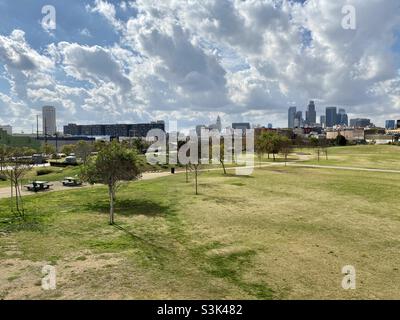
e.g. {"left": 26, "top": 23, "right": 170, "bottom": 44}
{"left": 42, "top": 106, "right": 56, "bottom": 136}
{"left": 350, "top": 118, "right": 371, "bottom": 128}
{"left": 232, "top": 122, "right": 251, "bottom": 134}
{"left": 326, "top": 129, "right": 365, "bottom": 141}
{"left": 337, "top": 108, "right": 349, "bottom": 126}
{"left": 288, "top": 106, "right": 296, "bottom": 128}
{"left": 0, "top": 125, "right": 12, "bottom": 135}
{"left": 63, "top": 122, "right": 165, "bottom": 138}
{"left": 325, "top": 107, "right": 337, "bottom": 128}
{"left": 385, "top": 120, "right": 396, "bottom": 130}
{"left": 320, "top": 116, "right": 326, "bottom": 128}
{"left": 294, "top": 111, "right": 303, "bottom": 128}
{"left": 305, "top": 101, "right": 316, "bottom": 125}
{"left": 267, "top": 123, "right": 273, "bottom": 129}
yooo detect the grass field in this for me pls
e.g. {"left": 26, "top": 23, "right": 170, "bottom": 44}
{"left": 1, "top": 145, "right": 400, "bottom": 299}
{"left": 0, "top": 166, "right": 81, "bottom": 188}
{"left": 301, "top": 144, "right": 400, "bottom": 170}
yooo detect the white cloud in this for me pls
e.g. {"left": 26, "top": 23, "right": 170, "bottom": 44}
{"left": 0, "top": 0, "right": 399, "bottom": 131}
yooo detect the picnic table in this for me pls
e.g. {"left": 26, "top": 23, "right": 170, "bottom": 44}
{"left": 24, "top": 181, "right": 53, "bottom": 192}
{"left": 62, "top": 177, "right": 82, "bottom": 187}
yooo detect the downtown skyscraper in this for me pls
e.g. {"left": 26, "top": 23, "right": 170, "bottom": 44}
{"left": 305, "top": 101, "right": 316, "bottom": 125}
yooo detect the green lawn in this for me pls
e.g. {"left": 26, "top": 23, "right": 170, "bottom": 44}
{"left": 1, "top": 156, "right": 400, "bottom": 299}
{"left": 301, "top": 145, "right": 400, "bottom": 170}
{"left": 0, "top": 166, "right": 81, "bottom": 188}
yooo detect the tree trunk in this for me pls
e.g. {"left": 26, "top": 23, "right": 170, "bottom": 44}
{"left": 220, "top": 160, "right": 227, "bottom": 174}
{"left": 109, "top": 184, "right": 115, "bottom": 225}
{"left": 185, "top": 165, "right": 189, "bottom": 183}
{"left": 195, "top": 167, "right": 198, "bottom": 195}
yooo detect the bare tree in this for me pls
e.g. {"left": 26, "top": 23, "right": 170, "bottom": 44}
{"left": 1, "top": 148, "right": 32, "bottom": 219}
{"left": 188, "top": 164, "right": 201, "bottom": 195}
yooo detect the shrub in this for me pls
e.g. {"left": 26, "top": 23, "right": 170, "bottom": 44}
{"left": 0, "top": 173, "right": 7, "bottom": 181}
{"left": 36, "top": 168, "right": 54, "bottom": 176}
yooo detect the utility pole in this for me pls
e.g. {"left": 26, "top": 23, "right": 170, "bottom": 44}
{"left": 36, "top": 115, "right": 39, "bottom": 140}
{"left": 44, "top": 118, "right": 47, "bottom": 144}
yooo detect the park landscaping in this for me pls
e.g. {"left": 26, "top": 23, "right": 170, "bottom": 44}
{"left": 1, "top": 145, "right": 400, "bottom": 299}
{"left": 301, "top": 144, "right": 400, "bottom": 170}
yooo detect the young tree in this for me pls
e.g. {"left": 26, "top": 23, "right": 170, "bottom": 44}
{"left": 211, "top": 140, "right": 228, "bottom": 174}
{"left": 255, "top": 134, "right": 267, "bottom": 167}
{"left": 75, "top": 140, "right": 93, "bottom": 164}
{"left": 279, "top": 136, "right": 292, "bottom": 166}
{"left": 2, "top": 147, "right": 32, "bottom": 219}
{"left": 0, "top": 144, "right": 8, "bottom": 171}
{"left": 41, "top": 143, "right": 56, "bottom": 156}
{"left": 81, "top": 141, "right": 142, "bottom": 225}
{"left": 61, "top": 144, "right": 75, "bottom": 156}
{"left": 270, "top": 134, "right": 283, "bottom": 161}
{"left": 188, "top": 164, "right": 201, "bottom": 195}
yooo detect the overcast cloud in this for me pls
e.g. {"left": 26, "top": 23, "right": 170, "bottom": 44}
{"left": 0, "top": 0, "right": 399, "bottom": 132}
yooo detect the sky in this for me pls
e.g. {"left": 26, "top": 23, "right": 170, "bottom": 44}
{"left": 0, "top": 0, "right": 399, "bottom": 133}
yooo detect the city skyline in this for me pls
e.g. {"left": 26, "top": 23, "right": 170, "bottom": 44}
{"left": 0, "top": 1, "right": 399, "bottom": 132}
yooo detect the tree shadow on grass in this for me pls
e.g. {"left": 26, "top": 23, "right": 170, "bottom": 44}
{"left": 84, "top": 199, "right": 170, "bottom": 218}
{"left": 112, "top": 223, "right": 172, "bottom": 254}
{"left": 224, "top": 173, "right": 255, "bottom": 179}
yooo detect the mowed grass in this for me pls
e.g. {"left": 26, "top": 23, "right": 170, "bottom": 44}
{"left": 302, "top": 144, "right": 400, "bottom": 170}
{"left": 1, "top": 159, "right": 400, "bottom": 299}
{"left": 0, "top": 166, "right": 81, "bottom": 188}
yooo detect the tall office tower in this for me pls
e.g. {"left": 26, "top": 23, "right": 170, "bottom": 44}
{"left": 305, "top": 101, "right": 317, "bottom": 125}
{"left": 294, "top": 111, "right": 303, "bottom": 128}
{"left": 288, "top": 106, "right": 297, "bottom": 128}
{"left": 42, "top": 106, "right": 56, "bottom": 136}
{"left": 216, "top": 115, "right": 222, "bottom": 132}
{"left": 325, "top": 107, "right": 337, "bottom": 128}
{"left": 337, "top": 108, "right": 349, "bottom": 126}
{"left": 320, "top": 116, "right": 326, "bottom": 128}
{"left": 385, "top": 120, "right": 395, "bottom": 130}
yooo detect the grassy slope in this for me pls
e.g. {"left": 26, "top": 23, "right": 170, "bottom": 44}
{"left": 302, "top": 145, "right": 400, "bottom": 170}
{"left": 1, "top": 161, "right": 400, "bottom": 299}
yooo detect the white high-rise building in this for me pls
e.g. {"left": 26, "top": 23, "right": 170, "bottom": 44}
{"left": 42, "top": 106, "right": 56, "bottom": 136}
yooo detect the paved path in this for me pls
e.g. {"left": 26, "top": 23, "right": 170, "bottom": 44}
{"left": 286, "top": 163, "right": 400, "bottom": 174}
{"left": 0, "top": 171, "right": 183, "bottom": 199}
{"left": 2, "top": 153, "right": 399, "bottom": 199}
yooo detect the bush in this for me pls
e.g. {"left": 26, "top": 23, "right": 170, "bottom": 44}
{"left": 0, "top": 173, "right": 7, "bottom": 181}
{"left": 36, "top": 168, "right": 54, "bottom": 176}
